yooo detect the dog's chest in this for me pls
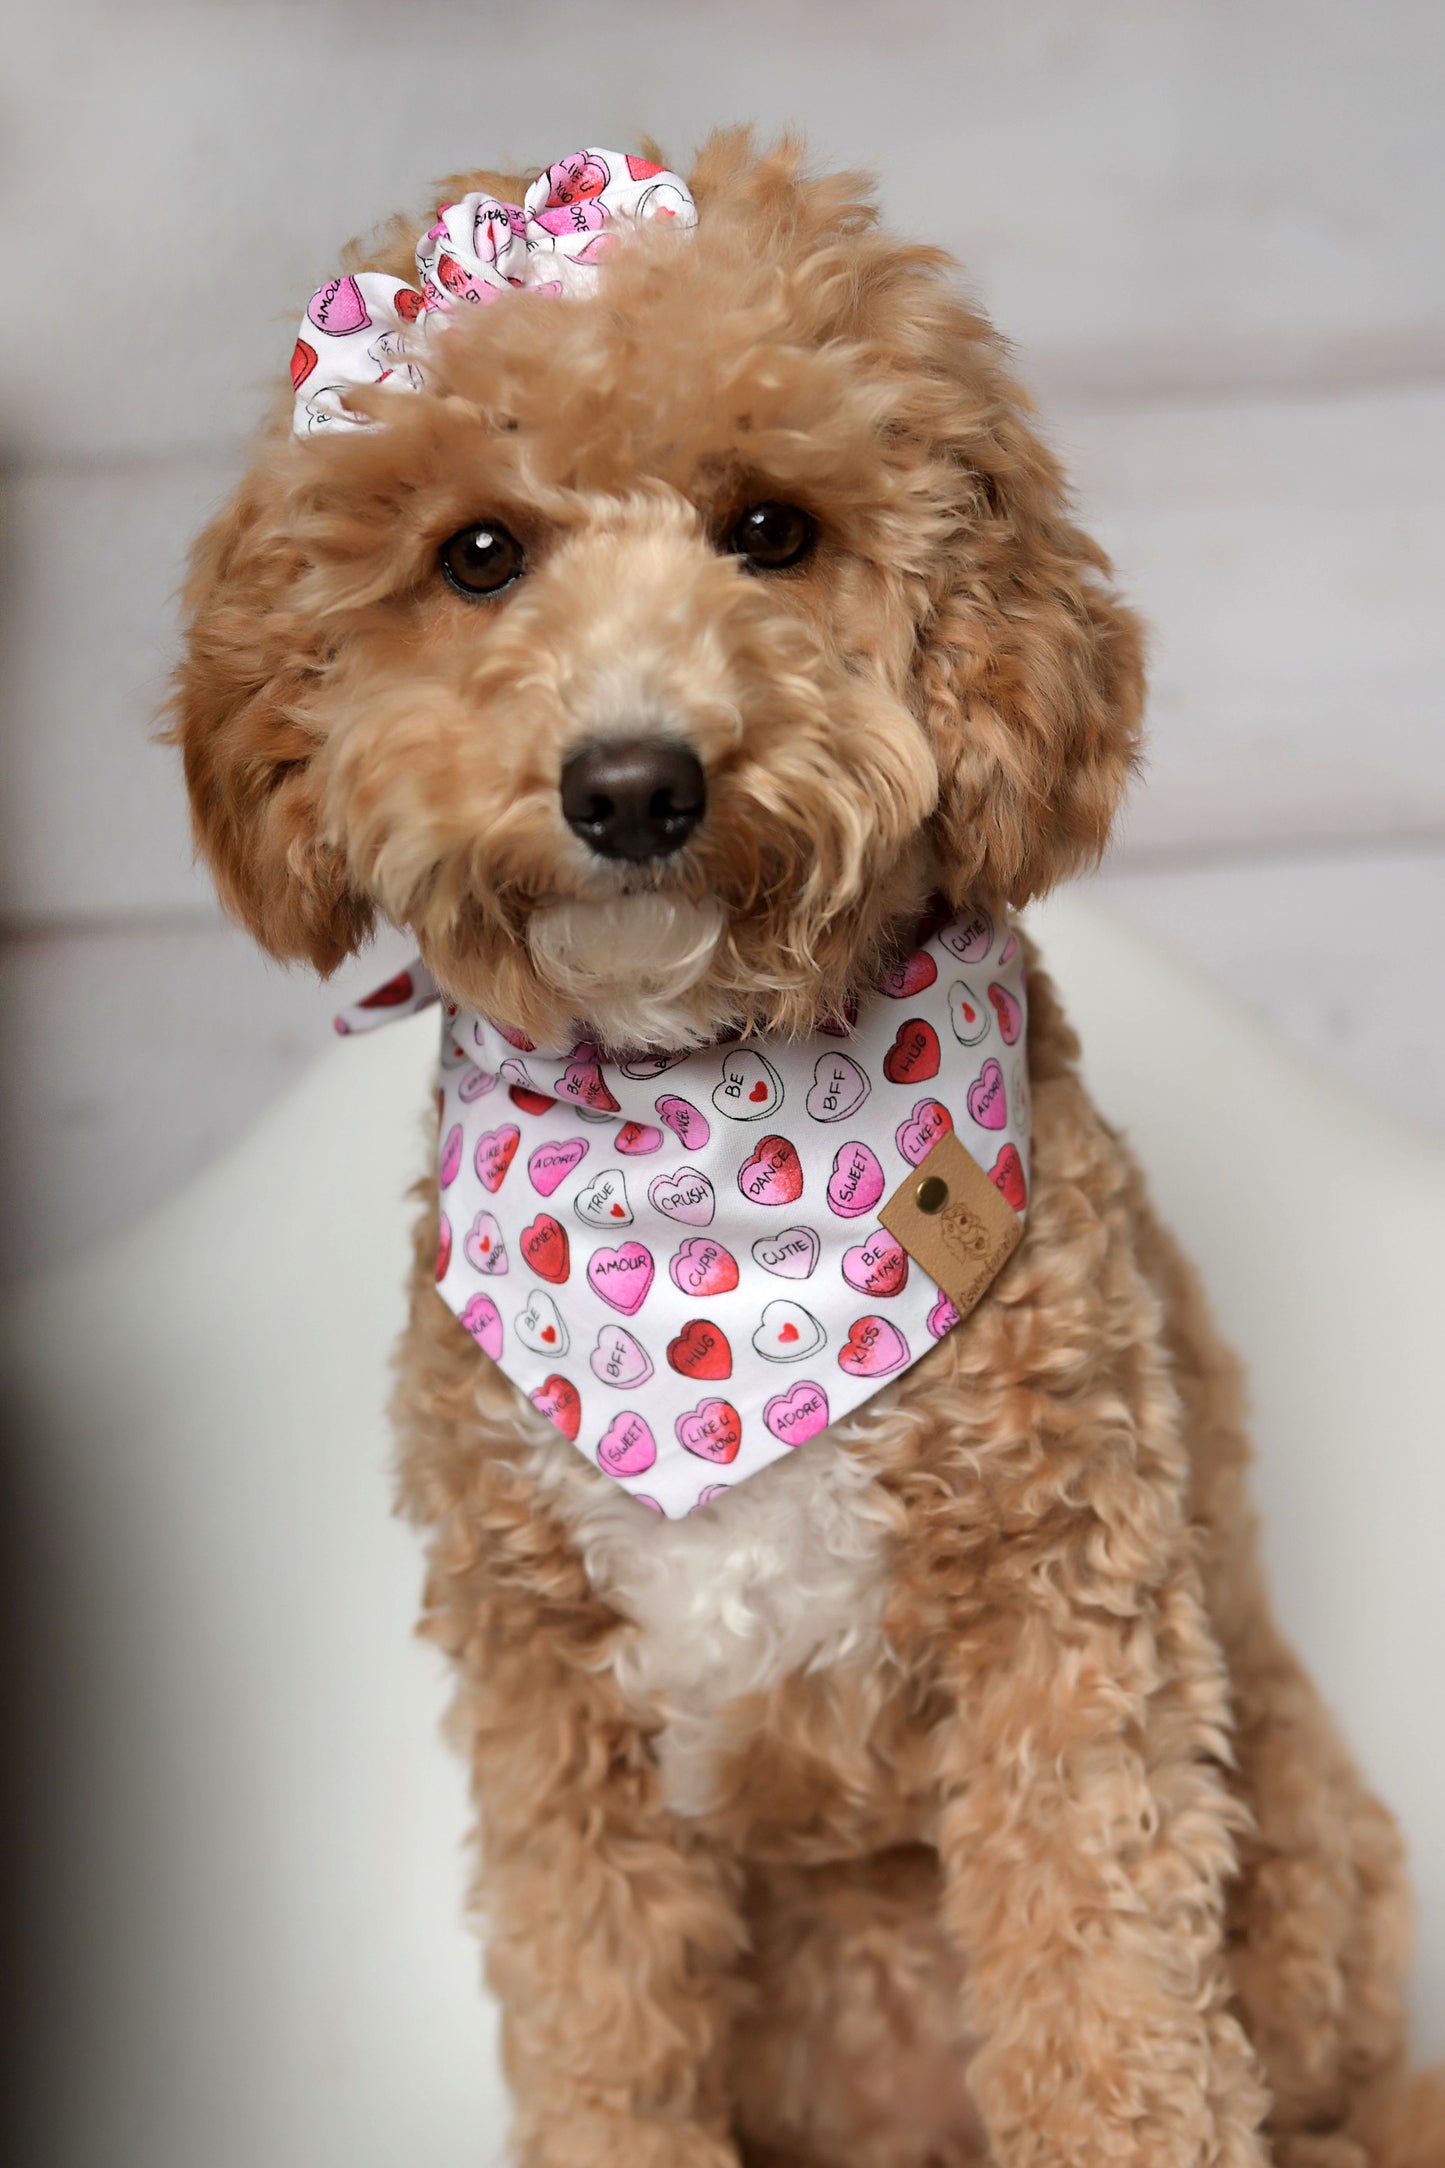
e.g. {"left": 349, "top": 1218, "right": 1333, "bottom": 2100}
{"left": 532, "top": 1434, "right": 896, "bottom": 1812}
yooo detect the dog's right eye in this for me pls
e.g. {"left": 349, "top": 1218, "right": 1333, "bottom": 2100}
{"left": 728, "top": 502, "right": 815, "bottom": 571}
{"left": 439, "top": 523, "right": 526, "bottom": 597}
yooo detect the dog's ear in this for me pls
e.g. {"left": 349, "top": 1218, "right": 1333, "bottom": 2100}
{"left": 165, "top": 457, "right": 374, "bottom": 972}
{"left": 905, "top": 305, "right": 1146, "bottom": 910}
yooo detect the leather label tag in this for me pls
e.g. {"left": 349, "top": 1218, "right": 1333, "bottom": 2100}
{"left": 879, "top": 1130, "right": 1023, "bottom": 1322}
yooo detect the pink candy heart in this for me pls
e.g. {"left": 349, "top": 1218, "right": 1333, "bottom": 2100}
{"left": 895, "top": 1098, "right": 953, "bottom": 1167}
{"left": 597, "top": 1410, "right": 657, "bottom": 1478}
{"left": 656, "top": 1093, "right": 711, "bottom": 1151}
{"left": 458, "top": 1293, "right": 503, "bottom": 1361}
{"left": 586, "top": 1241, "right": 655, "bottom": 1315}
{"left": 528, "top": 1137, "right": 588, "bottom": 1196}
{"left": 927, "top": 1292, "right": 961, "bottom": 1340}
{"left": 307, "top": 273, "right": 371, "bottom": 336}
{"left": 763, "top": 1381, "right": 831, "bottom": 1447}
{"left": 438, "top": 1123, "right": 463, "bottom": 1187}
{"left": 988, "top": 981, "right": 1023, "bottom": 1046}
{"left": 826, "top": 1140, "right": 884, "bottom": 1220}
{"left": 966, "top": 1059, "right": 1007, "bottom": 1130}
{"left": 842, "top": 1229, "right": 909, "bottom": 1298}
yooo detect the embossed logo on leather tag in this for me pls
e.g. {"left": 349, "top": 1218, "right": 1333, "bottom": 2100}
{"left": 879, "top": 1129, "right": 1023, "bottom": 1322}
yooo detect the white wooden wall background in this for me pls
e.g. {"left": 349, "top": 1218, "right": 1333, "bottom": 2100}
{"left": 2, "top": 0, "right": 1442, "bottom": 1273}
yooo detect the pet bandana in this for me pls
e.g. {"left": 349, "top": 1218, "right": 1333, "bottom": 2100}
{"left": 337, "top": 906, "right": 1031, "bottom": 1519}
{"left": 290, "top": 147, "right": 696, "bottom": 436}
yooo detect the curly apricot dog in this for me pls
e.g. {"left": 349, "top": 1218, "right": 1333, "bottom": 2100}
{"left": 170, "top": 131, "right": 1443, "bottom": 2168}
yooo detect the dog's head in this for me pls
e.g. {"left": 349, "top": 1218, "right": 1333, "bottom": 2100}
{"left": 171, "top": 131, "right": 1143, "bottom": 1050}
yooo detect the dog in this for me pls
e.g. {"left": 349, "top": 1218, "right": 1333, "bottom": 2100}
{"left": 169, "top": 130, "right": 1443, "bottom": 2168}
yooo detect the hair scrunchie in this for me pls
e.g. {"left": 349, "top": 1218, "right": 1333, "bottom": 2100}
{"left": 289, "top": 148, "right": 696, "bottom": 437}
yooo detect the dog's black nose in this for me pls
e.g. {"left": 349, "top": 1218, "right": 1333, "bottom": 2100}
{"left": 560, "top": 739, "right": 707, "bottom": 862}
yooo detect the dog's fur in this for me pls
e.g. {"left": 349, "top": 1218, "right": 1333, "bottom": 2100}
{"left": 169, "top": 133, "right": 1443, "bottom": 2167}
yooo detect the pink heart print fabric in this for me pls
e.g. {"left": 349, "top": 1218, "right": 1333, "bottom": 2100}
{"left": 290, "top": 148, "right": 696, "bottom": 436}
{"left": 337, "top": 907, "right": 1032, "bottom": 1520}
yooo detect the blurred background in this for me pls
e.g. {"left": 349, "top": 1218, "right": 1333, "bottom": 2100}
{"left": 2, "top": 0, "right": 1442, "bottom": 1278}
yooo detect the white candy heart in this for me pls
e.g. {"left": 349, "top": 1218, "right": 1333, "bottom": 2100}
{"left": 574, "top": 1168, "right": 632, "bottom": 1227}
{"left": 589, "top": 1323, "right": 654, "bottom": 1389}
{"left": 646, "top": 1166, "right": 716, "bottom": 1225}
{"left": 463, "top": 1211, "right": 508, "bottom": 1274}
{"left": 515, "top": 1288, "right": 569, "bottom": 1356}
{"left": 750, "top": 1225, "right": 820, "bottom": 1280}
{"left": 804, "top": 1051, "right": 871, "bottom": 1123}
{"left": 712, "top": 1046, "right": 783, "bottom": 1121}
{"left": 751, "top": 1299, "right": 825, "bottom": 1363}
{"left": 947, "top": 978, "right": 989, "bottom": 1047}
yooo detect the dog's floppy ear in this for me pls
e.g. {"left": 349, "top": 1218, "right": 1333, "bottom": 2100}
{"left": 907, "top": 307, "right": 1146, "bottom": 909}
{"left": 165, "top": 458, "right": 374, "bottom": 972}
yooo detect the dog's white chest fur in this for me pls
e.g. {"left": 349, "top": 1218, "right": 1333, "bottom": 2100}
{"left": 528, "top": 1431, "right": 896, "bottom": 1812}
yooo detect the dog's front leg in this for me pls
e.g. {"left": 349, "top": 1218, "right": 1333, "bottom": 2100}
{"left": 934, "top": 1556, "right": 1272, "bottom": 2166}
{"left": 457, "top": 1604, "right": 748, "bottom": 2168}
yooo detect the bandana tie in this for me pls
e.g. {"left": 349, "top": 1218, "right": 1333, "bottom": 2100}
{"left": 290, "top": 147, "right": 696, "bottom": 436}
{"left": 339, "top": 908, "right": 1031, "bottom": 1519}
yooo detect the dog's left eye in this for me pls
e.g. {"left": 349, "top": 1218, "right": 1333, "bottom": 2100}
{"left": 728, "top": 502, "right": 815, "bottom": 570}
{"left": 439, "top": 523, "right": 526, "bottom": 597}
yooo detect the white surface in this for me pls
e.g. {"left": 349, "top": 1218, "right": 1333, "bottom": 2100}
{"left": 3, "top": 895, "right": 1442, "bottom": 2165}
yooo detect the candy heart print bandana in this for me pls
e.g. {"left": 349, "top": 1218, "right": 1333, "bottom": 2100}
{"left": 338, "top": 907, "right": 1032, "bottom": 1519}
{"left": 291, "top": 147, "right": 696, "bottom": 436}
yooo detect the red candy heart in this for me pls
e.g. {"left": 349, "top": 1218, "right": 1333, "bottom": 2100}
{"left": 667, "top": 1318, "right": 733, "bottom": 1380}
{"left": 737, "top": 1134, "right": 804, "bottom": 1207}
{"left": 520, "top": 1213, "right": 570, "bottom": 1283}
{"left": 510, "top": 1085, "right": 557, "bottom": 1116}
{"left": 616, "top": 1120, "right": 664, "bottom": 1155}
{"left": 882, "top": 1018, "right": 941, "bottom": 1084}
{"left": 290, "top": 337, "right": 317, "bottom": 390}
{"left": 676, "top": 1397, "right": 743, "bottom": 1464}
{"left": 530, "top": 1373, "right": 581, "bottom": 1441}
{"left": 876, "top": 950, "right": 937, "bottom": 1000}
{"left": 358, "top": 969, "right": 415, "bottom": 1009}
{"left": 474, "top": 1125, "right": 520, "bottom": 1192}
{"left": 990, "top": 1143, "right": 1028, "bottom": 1212}
{"left": 435, "top": 1213, "right": 451, "bottom": 1282}
{"left": 393, "top": 285, "right": 425, "bottom": 322}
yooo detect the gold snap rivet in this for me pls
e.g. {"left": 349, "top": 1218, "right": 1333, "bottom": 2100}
{"left": 916, "top": 1175, "right": 949, "bottom": 1214}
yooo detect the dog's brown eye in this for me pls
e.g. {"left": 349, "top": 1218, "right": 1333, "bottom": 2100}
{"left": 439, "top": 522, "right": 525, "bottom": 597}
{"left": 729, "top": 502, "right": 815, "bottom": 570}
